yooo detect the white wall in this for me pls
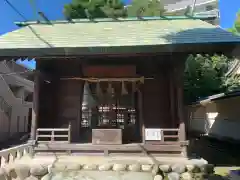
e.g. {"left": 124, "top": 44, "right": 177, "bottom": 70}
{"left": 9, "top": 105, "right": 29, "bottom": 136}
{"left": 0, "top": 110, "right": 10, "bottom": 142}
{"left": 0, "top": 105, "right": 29, "bottom": 142}
{"left": 188, "top": 96, "right": 240, "bottom": 141}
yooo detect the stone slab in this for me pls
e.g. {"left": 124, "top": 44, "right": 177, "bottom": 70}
{"left": 50, "top": 171, "right": 154, "bottom": 180}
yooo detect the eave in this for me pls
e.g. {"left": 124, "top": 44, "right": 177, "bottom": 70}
{"left": 0, "top": 43, "right": 238, "bottom": 60}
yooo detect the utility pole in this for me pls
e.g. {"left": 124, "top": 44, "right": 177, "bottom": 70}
{"left": 190, "top": 0, "right": 197, "bottom": 16}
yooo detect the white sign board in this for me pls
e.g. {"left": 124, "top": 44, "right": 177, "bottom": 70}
{"left": 145, "top": 128, "right": 161, "bottom": 141}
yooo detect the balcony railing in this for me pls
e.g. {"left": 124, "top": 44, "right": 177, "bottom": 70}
{"left": 0, "top": 96, "right": 12, "bottom": 118}
{"left": 5, "top": 60, "right": 29, "bottom": 76}
{"left": 0, "top": 143, "right": 33, "bottom": 167}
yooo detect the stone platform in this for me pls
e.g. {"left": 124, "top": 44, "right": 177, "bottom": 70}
{"left": 0, "top": 155, "right": 214, "bottom": 180}
{"left": 0, "top": 143, "right": 215, "bottom": 180}
{"left": 31, "top": 154, "right": 208, "bottom": 166}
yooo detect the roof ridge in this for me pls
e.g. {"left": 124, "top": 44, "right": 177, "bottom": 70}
{"left": 15, "top": 15, "right": 216, "bottom": 27}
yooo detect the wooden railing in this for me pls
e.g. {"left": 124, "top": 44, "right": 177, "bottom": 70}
{"left": 0, "top": 143, "right": 33, "bottom": 167}
{"left": 145, "top": 128, "right": 180, "bottom": 143}
{"left": 160, "top": 128, "right": 180, "bottom": 142}
{"left": 36, "top": 124, "right": 71, "bottom": 143}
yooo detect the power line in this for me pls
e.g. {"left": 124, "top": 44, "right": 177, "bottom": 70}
{"left": 4, "top": 0, "right": 53, "bottom": 52}
{"left": 4, "top": 0, "right": 28, "bottom": 21}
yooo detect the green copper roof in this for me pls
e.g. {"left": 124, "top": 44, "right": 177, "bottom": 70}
{"left": 0, "top": 18, "right": 239, "bottom": 57}
{"left": 14, "top": 15, "right": 216, "bottom": 26}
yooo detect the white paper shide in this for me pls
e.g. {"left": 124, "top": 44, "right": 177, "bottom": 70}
{"left": 145, "top": 128, "right": 161, "bottom": 141}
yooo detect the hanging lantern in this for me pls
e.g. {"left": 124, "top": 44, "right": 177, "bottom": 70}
{"left": 121, "top": 81, "right": 128, "bottom": 95}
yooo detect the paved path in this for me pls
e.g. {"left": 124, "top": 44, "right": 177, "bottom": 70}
{"left": 26, "top": 154, "right": 207, "bottom": 166}
{"left": 50, "top": 171, "right": 154, "bottom": 180}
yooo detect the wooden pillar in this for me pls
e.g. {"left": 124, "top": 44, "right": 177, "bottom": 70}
{"left": 169, "top": 70, "right": 176, "bottom": 128}
{"left": 30, "top": 71, "right": 40, "bottom": 141}
{"left": 177, "top": 86, "right": 186, "bottom": 142}
{"left": 174, "top": 56, "right": 187, "bottom": 156}
{"left": 78, "top": 79, "right": 84, "bottom": 141}
{"left": 138, "top": 88, "right": 145, "bottom": 144}
{"left": 77, "top": 65, "right": 84, "bottom": 142}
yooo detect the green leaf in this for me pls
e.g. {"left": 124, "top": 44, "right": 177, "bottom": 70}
{"left": 184, "top": 54, "right": 236, "bottom": 103}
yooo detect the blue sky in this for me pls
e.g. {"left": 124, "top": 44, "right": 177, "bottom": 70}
{"left": 220, "top": 0, "right": 240, "bottom": 28}
{"left": 0, "top": 0, "right": 131, "bottom": 35}
{"left": 0, "top": 0, "right": 72, "bottom": 35}
{"left": 0, "top": 0, "right": 239, "bottom": 69}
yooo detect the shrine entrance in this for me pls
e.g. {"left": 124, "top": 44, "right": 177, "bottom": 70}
{"left": 79, "top": 65, "right": 142, "bottom": 144}
{"left": 80, "top": 80, "right": 141, "bottom": 144}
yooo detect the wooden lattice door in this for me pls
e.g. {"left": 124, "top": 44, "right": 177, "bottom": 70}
{"left": 81, "top": 82, "right": 141, "bottom": 144}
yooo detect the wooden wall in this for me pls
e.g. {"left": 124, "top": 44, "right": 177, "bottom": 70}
{"left": 56, "top": 79, "right": 83, "bottom": 142}
{"left": 37, "top": 60, "right": 84, "bottom": 142}
{"left": 142, "top": 69, "right": 172, "bottom": 129}
{"left": 38, "top": 77, "right": 56, "bottom": 128}
{"left": 37, "top": 55, "right": 183, "bottom": 143}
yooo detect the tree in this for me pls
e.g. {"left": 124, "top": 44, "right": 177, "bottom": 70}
{"left": 183, "top": 10, "right": 240, "bottom": 103}
{"left": 63, "top": 0, "right": 127, "bottom": 19}
{"left": 63, "top": 0, "right": 165, "bottom": 19}
{"left": 184, "top": 54, "right": 240, "bottom": 103}
{"left": 228, "top": 11, "right": 240, "bottom": 35}
{"left": 184, "top": 10, "right": 240, "bottom": 103}
{"left": 126, "top": 0, "right": 165, "bottom": 17}
{"left": 223, "top": 75, "right": 240, "bottom": 92}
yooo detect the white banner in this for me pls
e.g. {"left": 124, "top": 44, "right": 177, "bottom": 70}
{"left": 145, "top": 128, "right": 161, "bottom": 141}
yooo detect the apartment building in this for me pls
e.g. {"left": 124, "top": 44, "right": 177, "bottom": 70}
{"left": 124, "top": 0, "right": 219, "bottom": 24}
{"left": 0, "top": 60, "right": 33, "bottom": 142}
{"left": 163, "top": 0, "right": 219, "bottom": 25}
